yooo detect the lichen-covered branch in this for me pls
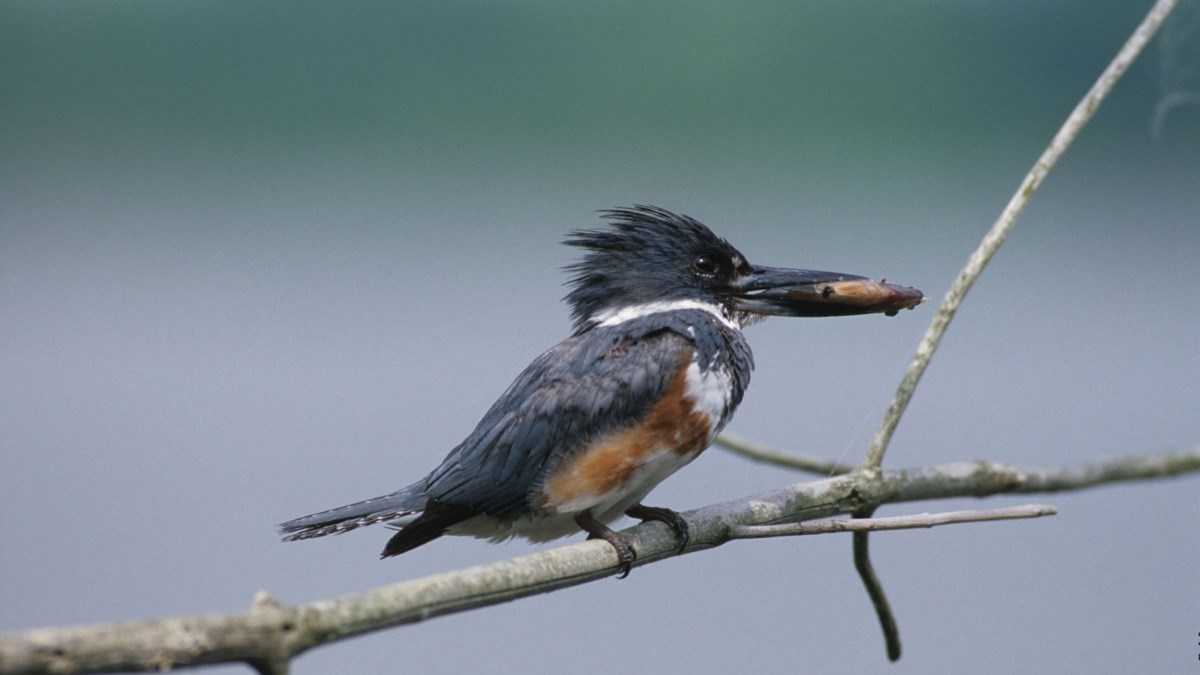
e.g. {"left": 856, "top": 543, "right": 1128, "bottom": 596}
{"left": 2, "top": 447, "right": 1196, "bottom": 675}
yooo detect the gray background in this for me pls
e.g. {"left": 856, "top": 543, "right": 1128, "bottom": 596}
{"left": 3, "top": 2, "right": 1198, "bottom": 673}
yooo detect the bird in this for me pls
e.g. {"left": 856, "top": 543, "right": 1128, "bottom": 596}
{"left": 279, "top": 205, "right": 923, "bottom": 576}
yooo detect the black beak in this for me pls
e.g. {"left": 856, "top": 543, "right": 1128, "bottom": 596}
{"left": 730, "top": 265, "right": 924, "bottom": 317}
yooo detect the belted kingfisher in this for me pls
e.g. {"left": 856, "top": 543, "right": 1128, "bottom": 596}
{"left": 280, "top": 205, "right": 922, "bottom": 576}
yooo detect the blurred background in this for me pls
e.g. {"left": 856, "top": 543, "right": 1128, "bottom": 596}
{"left": 2, "top": 1, "right": 1197, "bottom": 673}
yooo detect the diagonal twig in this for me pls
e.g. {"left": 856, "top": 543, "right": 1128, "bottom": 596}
{"left": 852, "top": 1, "right": 1181, "bottom": 656}
{"left": 714, "top": 432, "right": 854, "bottom": 475}
{"left": 859, "top": 0, "right": 1181, "bottom": 476}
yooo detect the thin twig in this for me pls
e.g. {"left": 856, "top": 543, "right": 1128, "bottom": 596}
{"left": 714, "top": 432, "right": 854, "bottom": 475}
{"left": 732, "top": 500, "right": 1058, "bottom": 662}
{"left": 852, "top": 507, "right": 901, "bottom": 662}
{"left": 728, "top": 504, "right": 1057, "bottom": 538}
{"left": 859, "top": 0, "right": 1181, "bottom": 476}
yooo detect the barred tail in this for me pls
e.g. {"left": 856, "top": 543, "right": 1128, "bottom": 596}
{"left": 279, "top": 482, "right": 427, "bottom": 542}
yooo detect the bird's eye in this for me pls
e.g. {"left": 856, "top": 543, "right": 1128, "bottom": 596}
{"left": 692, "top": 254, "right": 720, "bottom": 276}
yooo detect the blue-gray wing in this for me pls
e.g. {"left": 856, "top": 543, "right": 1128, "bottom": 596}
{"left": 424, "top": 323, "right": 696, "bottom": 515}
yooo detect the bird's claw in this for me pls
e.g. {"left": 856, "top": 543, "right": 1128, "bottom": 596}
{"left": 577, "top": 511, "right": 638, "bottom": 578}
{"left": 626, "top": 503, "right": 689, "bottom": 553}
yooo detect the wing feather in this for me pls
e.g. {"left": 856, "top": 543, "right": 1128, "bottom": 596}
{"left": 425, "top": 323, "right": 695, "bottom": 514}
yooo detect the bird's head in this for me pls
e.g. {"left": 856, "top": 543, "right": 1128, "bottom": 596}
{"left": 564, "top": 205, "right": 923, "bottom": 333}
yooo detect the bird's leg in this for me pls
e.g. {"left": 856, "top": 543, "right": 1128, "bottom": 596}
{"left": 625, "top": 503, "right": 689, "bottom": 553}
{"left": 575, "top": 510, "right": 636, "bottom": 579}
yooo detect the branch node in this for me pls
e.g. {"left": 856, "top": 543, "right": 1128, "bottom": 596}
{"left": 251, "top": 590, "right": 283, "bottom": 612}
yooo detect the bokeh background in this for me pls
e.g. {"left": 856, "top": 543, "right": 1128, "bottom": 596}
{"left": 3, "top": 2, "right": 1198, "bottom": 673}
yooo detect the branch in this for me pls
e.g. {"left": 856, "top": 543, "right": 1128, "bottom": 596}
{"left": 714, "top": 432, "right": 854, "bottom": 475}
{"left": 2, "top": 447, "right": 1195, "bottom": 674}
{"left": 852, "top": 507, "right": 902, "bottom": 662}
{"left": 850, "top": 1, "right": 1179, "bottom": 656}
{"left": 719, "top": 439, "right": 1200, "bottom": 492}
{"left": 728, "top": 503, "right": 1056, "bottom": 539}
{"left": 731, "top": 502, "right": 1057, "bottom": 663}
{"left": 859, "top": 0, "right": 1180, "bottom": 474}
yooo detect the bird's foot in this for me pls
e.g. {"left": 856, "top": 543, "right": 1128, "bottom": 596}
{"left": 625, "top": 503, "right": 689, "bottom": 553}
{"left": 575, "top": 511, "right": 636, "bottom": 579}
